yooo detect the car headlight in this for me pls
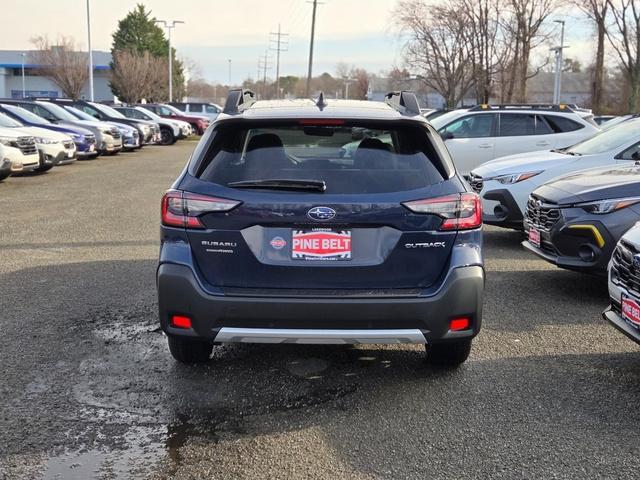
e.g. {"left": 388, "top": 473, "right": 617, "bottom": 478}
{"left": 492, "top": 171, "right": 543, "bottom": 184}
{"left": 71, "top": 133, "right": 83, "bottom": 141}
{"left": 100, "top": 129, "right": 114, "bottom": 136}
{"left": 0, "top": 136, "right": 17, "bottom": 147}
{"left": 576, "top": 197, "right": 640, "bottom": 214}
{"left": 35, "top": 137, "right": 58, "bottom": 144}
{"left": 138, "top": 124, "right": 150, "bottom": 133}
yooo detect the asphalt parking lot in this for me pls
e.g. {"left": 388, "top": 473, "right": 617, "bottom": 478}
{"left": 1, "top": 143, "right": 639, "bottom": 480}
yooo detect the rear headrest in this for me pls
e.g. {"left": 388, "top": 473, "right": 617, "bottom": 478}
{"left": 354, "top": 137, "right": 393, "bottom": 169}
{"left": 246, "top": 133, "right": 284, "bottom": 152}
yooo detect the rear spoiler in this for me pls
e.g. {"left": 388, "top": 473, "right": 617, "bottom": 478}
{"left": 384, "top": 91, "right": 421, "bottom": 116}
{"left": 223, "top": 89, "right": 257, "bottom": 115}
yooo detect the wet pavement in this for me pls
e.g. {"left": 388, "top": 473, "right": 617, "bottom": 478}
{"left": 1, "top": 143, "right": 639, "bottom": 479}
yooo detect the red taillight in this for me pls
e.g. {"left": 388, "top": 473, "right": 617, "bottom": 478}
{"left": 161, "top": 190, "right": 240, "bottom": 229}
{"left": 171, "top": 315, "right": 192, "bottom": 329}
{"left": 402, "top": 193, "right": 482, "bottom": 231}
{"left": 449, "top": 317, "right": 470, "bottom": 331}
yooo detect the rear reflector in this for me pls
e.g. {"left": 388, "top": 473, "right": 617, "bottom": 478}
{"left": 162, "top": 190, "right": 241, "bottom": 229}
{"left": 171, "top": 315, "right": 192, "bottom": 329}
{"left": 449, "top": 317, "right": 470, "bottom": 331}
{"left": 402, "top": 193, "right": 482, "bottom": 231}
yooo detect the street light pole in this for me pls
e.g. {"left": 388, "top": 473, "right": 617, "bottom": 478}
{"left": 21, "top": 53, "right": 26, "bottom": 98}
{"left": 228, "top": 59, "right": 232, "bottom": 86}
{"left": 86, "top": 0, "right": 94, "bottom": 100}
{"left": 155, "top": 20, "right": 184, "bottom": 102}
{"left": 552, "top": 20, "right": 566, "bottom": 104}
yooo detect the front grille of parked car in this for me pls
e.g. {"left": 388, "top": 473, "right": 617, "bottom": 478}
{"left": 468, "top": 174, "right": 483, "bottom": 194}
{"left": 17, "top": 136, "right": 37, "bottom": 155}
{"left": 111, "top": 128, "right": 121, "bottom": 139}
{"left": 63, "top": 141, "right": 74, "bottom": 150}
{"left": 611, "top": 240, "right": 640, "bottom": 295}
{"left": 85, "top": 134, "right": 96, "bottom": 145}
{"left": 525, "top": 196, "right": 560, "bottom": 232}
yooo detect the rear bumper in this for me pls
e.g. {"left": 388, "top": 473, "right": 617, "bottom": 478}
{"left": 157, "top": 263, "right": 484, "bottom": 345}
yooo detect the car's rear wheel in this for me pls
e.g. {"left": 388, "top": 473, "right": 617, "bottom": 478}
{"left": 426, "top": 339, "right": 472, "bottom": 367}
{"left": 167, "top": 335, "right": 213, "bottom": 363}
{"left": 0, "top": 171, "right": 10, "bottom": 181}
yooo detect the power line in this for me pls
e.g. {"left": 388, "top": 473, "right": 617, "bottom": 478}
{"left": 270, "top": 24, "right": 289, "bottom": 98}
{"left": 305, "top": 0, "right": 323, "bottom": 97}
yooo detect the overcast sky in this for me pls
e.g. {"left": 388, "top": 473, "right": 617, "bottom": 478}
{"left": 2, "top": 0, "right": 595, "bottom": 84}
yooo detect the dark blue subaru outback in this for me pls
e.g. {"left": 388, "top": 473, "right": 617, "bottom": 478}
{"left": 157, "top": 90, "right": 484, "bottom": 367}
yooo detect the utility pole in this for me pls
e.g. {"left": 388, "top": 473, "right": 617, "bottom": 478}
{"left": 155, "top": 19, "right": 184, "bottom": 102}
{"left": 228, "top": 59, "right": 232, "bottom": 86}
{"left": 305, "top": 0, "right": 323, "bottom": 96}
{"left": 270, "top": 24, "right": 289, "bottom": 98}
{"left": 258, "top": 51, "right": 272, "bottom": 99}
{"left": 21, "top": 53, "right": 26, "bottom": 98}
{"left": 552, "top": 20, "right": 567, "bottom": 104}
{"left": 86, "top": 0, "right": 94, "bottom": 100}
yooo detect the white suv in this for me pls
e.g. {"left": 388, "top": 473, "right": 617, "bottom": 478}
{"left": 429, "top": 104, "right": 599, "bottom": 174}
{"left": 469, "top": 117, "right": 640, "bottom": 230}
{"left": 0, "top": 127, "right": 40, "bottom": 174}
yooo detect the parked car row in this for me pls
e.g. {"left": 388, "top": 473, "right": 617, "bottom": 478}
{"left": 448, "top": 105, "right": 640, "bottom": 346}
{"left": 0, "top": 99, "right": 200, "bottom": 182}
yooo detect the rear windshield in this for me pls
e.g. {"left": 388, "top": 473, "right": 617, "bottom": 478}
{"left": 196, "top": 123, "right": 447, "bottom": 194}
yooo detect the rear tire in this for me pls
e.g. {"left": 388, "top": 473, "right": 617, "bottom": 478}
{"left": 0, "top": 171, "right": 10, "bottom": 181}
{"left": 426, "top": 339, "right": 472, "bottom": 367}
{"left": 167, "top": 335, "right": 213, "bottom": 364}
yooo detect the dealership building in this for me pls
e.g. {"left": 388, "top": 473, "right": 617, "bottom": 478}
{"left": 0, "top": 50, "right": 113, "bottom": 101}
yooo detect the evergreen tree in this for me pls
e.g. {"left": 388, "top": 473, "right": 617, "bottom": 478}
{"left": 110, "top": 3, "right": 185, "bottom": 101}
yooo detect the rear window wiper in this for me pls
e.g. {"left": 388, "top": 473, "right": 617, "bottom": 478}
{"left": 227, "top": 179, "right": 327, "bottom": 192}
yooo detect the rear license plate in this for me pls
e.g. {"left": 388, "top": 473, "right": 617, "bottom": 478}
{"left": 622, "top": 294, "right": 640, "bottom": 328}
{"left": 529, "top": 227, "right": 541, "bottom": 247}
{"left": 292, "top": 229, "right": 351, "bottom": 261}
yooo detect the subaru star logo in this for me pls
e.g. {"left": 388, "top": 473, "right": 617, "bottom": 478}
{"left": 307, "top": 206, "right": 336, "bottom": 221}
{"left": 633, "top": 254, "right": 640, "bottom": 269}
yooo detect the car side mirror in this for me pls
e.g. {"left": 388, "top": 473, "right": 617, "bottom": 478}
{"left": 441, "top": 131, "right": 454, "bottom": 141}
{"left": 631, "top": 151, "right": 640, "bottom": 161}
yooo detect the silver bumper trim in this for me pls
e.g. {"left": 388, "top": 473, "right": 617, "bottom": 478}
{"left": 214, "top": 327, "right": 426, "bottom": 345}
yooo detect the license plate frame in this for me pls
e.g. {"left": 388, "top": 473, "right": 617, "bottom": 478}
{"left": 291, "top": 228, "right": 352, "bottom": 261}
{"left": 621, "top": 294, "right": 640, "bottom": 329}
{"left": 529, "top": 227, "right": 541, "bottom": 248}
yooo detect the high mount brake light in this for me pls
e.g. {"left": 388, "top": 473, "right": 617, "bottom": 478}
{"left": 298, "top": 119, "right": 345, "bottom": 125}
{"left": 161, "top": 190, "right": 240, "bottom": 229}
{"left": 402, "top": 193, "right": 482, "bottom": 231}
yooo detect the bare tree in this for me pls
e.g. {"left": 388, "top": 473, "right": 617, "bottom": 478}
{"left": 574, "top": 0, "right": 608, "bottom": 113}
{"left": 31, "top": 36, "right": 88, "bottom": 99}
{"left": 606, "top": 0, "right": 640, "bottom": 112}
{"left": 503, "top": 0, "right": 557, "bottom": 102}
{"left": 394, "top": 0, "right": 475, "bottom": 107}
{"left": 458, "top": 0, "right": 506, "bottom": 103}
{"left": 110, "top": 50, "right": 168, "bottom": 103}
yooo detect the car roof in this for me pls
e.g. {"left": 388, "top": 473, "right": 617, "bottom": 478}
{"left": 220, "top": 99, "right": 422, "bottom": 121}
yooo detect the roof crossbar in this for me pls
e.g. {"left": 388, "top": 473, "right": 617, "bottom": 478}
{"left": 384, "top": 91, "right": 421, "bottom": 116}
{"left": 223, "top": 89, "right": 256, "bottom": 115}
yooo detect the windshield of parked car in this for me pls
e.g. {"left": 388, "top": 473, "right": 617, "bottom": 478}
{"left": 39, "top": 102, "right": 79, "bottom": 122}
{"left": 3, "top": 104, "right": 50, "bottom": 125}
{"left": 65, "top": 106, "right": 97, "bottom": 121}
{"left": 137, "top": 107, "right": 160, "bottom": 121}
{"left": 429, "top": 111, "right": 467, "bottom": 131}
{"left": 0, "top": 112, "right": 24, "bottom": 128}
{"left": 91, "top": 103, "right": 126, "bottom": 119}
{"left": 567, "top": 119, "right": 640, "bottom": 155}
{"left": 197, "top": 123, "right": 448, "bottom": 194}
{"left": 164, "top": 104, "right": 186, "bottom": 116}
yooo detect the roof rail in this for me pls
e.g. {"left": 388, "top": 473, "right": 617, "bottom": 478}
{"left": 468, "top": 103, "right": 574, "bottom": 113}
{"left": 223, "top": 89, "right": 256, "bottom": 115}
{"left": 384, "top": 91, "right": 421, "bottom": 116}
